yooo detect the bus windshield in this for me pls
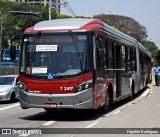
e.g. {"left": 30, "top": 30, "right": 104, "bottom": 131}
{"left": 20, "top": 32, "right": 92, "bottom": 79}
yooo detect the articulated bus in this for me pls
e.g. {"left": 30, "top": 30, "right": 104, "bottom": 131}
{"left": 17, "top": 18, "right": 151, "bottom": 112}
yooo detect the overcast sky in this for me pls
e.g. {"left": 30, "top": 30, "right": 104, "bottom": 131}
{"left": 61, "top": 0, "right": 160, "bottom": 48}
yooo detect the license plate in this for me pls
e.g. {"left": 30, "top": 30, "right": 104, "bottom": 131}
{"left": 44, "top": 103, "right": 57, "bottom": 108}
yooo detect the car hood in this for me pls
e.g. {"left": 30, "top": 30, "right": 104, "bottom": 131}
{"left": 0, "top": 85, "right": 13, "bottom": 90}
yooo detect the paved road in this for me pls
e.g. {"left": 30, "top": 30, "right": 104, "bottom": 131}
{"left": 0, "top": 86, "right": 159, "bottom": 137}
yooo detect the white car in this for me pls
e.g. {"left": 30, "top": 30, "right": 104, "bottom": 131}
{"left": 0, "top": 75, "right": 19, "bottom": 102}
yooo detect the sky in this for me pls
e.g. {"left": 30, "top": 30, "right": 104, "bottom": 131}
{"left": 61, "top": 0, "right": 160, "bottom": 48}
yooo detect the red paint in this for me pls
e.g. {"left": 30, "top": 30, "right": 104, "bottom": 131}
{"left": 24, "top": 19, "right": 106, "bottom": 33}
{"left": 19, "top": 73, "right": 93, "bottom": 94}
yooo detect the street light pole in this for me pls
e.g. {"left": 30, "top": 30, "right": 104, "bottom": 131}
{"left": 49, "top": 0, "right": 52, "bottom": 20}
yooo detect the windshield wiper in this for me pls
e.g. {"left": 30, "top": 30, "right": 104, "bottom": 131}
{"left": 29, "top": 31, "right": 41, "bottom": 67}
{"left": 69, "top": 31, "right": 84, "bottom": 73}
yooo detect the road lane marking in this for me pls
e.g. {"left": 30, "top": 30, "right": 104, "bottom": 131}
{"left": 42, "top": 121, "right": 56, "bottom": 126}
{"left": 85, "top": 121, "right": 99, "bottom": 128}
{"left": 0, "top": 103, "right": 20, "bottom": 111}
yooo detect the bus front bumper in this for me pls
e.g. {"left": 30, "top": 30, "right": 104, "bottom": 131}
{"left": 19, "top": 89, "right": 94, "bottom": 109}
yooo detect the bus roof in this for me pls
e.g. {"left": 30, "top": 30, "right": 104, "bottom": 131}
{"left": 25, "top": 18, "right": 136, "bottom": 43}
{"left": 138, "top": 42, "right": 151, "bottom": 57}
{"left": 33, "top": 18, "right": 97, "bottom": 31}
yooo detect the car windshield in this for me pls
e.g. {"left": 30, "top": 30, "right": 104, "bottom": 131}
{"left": 0, "top": 77, "right": 15, "bottom": 85}
{"left": 20, "top": 32, "right": 92, "bottom": 79}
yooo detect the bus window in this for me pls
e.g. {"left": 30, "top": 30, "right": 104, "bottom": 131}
{"left": 121, "top": 45, "right": 125, "bottom": 71}
{"left": 107, "top": 40, "right": 115, "bottom": 75}
{"left": 95, "top": 36, "right": 106, "bottom": 78}
{"left": 131, "top": 48, "right": 137, "bottom": 71}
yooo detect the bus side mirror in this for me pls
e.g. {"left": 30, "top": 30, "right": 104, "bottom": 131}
{"left": 10, "top": 35, "right": 22, "bottom": 60}
{"left": 10, "top": 46, "right": 16, "bottom": 60}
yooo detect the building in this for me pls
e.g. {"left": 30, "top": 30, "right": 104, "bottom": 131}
{"left": 14, "top": 0, "right": 60, "bottom": 13}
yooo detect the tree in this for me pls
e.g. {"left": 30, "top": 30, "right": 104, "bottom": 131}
{"left": 57, "top": 13, "right": 73, "bottom": 18}
{"left": 142, "top": 40, "right": 158, "bottom": 57}
{"left": 0, "top": 0, "right": 57, "bottom": 48}
{"left": 154, "top": 49, "right": 160, "bottom": 65}
{"left": 93, "top": 14, "right": 148, "bottom": 42}
{"left": 142, "top": 40, "right": 160, "bottom": 65}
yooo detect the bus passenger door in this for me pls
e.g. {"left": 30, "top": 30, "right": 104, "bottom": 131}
{"left": 95, "top": 37, "right": 106, "bottom": 109}
{"left": 115, "top": 45, "right": 122, "bottom": 97}
{"left": 121, "top": 47, "right": 132, "bottom": 96}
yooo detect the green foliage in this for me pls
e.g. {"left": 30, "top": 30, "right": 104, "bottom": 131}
{"left": 155, "top": 49, "right": 160, "bottom": 65}
{"left": 56, "top": 13, "right": 89, "bottom": 19}
{"left": 0, "top": 1, "right": 57, "bottom": 48}
{"left": 57, "top": 13, "right": 73, "bottom": 18}
{"left": 74, "top": 16, "right": 91, "bottom": 18}
{"left": 93, "top": 14, "right": 148, "bottom": 43}
{"left": 143, "top": 40, "right": 160, "bottom": 65}
{"left": 143, "top": 40, "right": 158, "bottom": 55}
{"left": 112, "top": 26, "right": 124, "bottom": 32}
{"left": 0, "top": 1, "right": 89, "bottom": 48}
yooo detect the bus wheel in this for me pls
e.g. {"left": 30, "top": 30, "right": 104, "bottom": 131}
{"left": 44, "top": 108, "right": 57, "bottom": 113}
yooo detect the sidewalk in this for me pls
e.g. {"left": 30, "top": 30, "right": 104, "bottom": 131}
{"left": 74, "top": 85, "right": 160, "bottom": 137}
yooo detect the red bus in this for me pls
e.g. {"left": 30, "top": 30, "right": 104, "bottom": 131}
{"left": 17, "top": 18, "right": 152, "bottom": 112}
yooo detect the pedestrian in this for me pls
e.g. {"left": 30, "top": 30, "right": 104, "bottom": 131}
{"left": 154, "top": 64, "right": 160, "bottom": 86}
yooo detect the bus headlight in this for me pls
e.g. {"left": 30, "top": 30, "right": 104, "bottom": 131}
{"left": 19, "top": 82, "right": 27, "bottom": 91}
{"left": 76, "top": 79, "right": 93, "bottom": 93}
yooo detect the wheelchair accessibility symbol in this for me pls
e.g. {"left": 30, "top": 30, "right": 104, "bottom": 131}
{"left": 48, "top": 72, "right": 54, "bottom": 79}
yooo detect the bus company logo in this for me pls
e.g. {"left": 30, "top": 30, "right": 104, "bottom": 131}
{"left": 2, "top": 129, "right": 11, "bottom": 134}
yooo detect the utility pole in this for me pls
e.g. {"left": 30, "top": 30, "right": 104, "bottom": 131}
{"left": 49, "top": 0, "right": 52, "bottom": 20}
{"left": 48, "top": 0, "right": 76, "bottom": 20}
{"left": 49, "top": 0, "right": 61, "bottom": 20}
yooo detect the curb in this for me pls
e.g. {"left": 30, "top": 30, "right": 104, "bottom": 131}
{"left": 141, "top": 88, "right": 151, "bottom": 97}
